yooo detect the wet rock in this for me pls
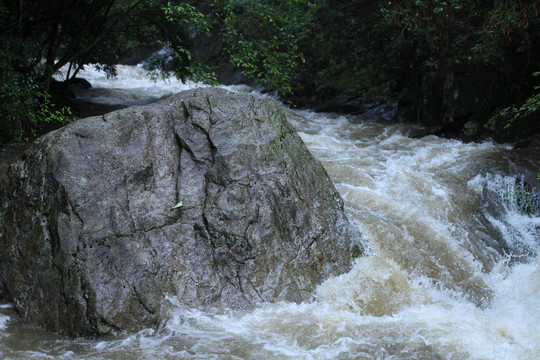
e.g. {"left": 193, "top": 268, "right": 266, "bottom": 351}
{"left": 396, "top": 65, "right": 514, "bottom": 141}
{"left": 0, "top": 87, "right": 362, "bottom": 336}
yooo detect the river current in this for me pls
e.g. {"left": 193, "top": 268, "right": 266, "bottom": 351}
{"left": 1, "top": 65, "right": 539, "bottom": 359}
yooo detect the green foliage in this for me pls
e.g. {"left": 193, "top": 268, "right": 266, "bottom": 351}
{"left": 162, "top": 0, "right": 315, "bottom": 95}
{"left": 374, "top": 0, "right": 540, "bottom": 136}
{"left": 1, "top": 0, "right": 320, "bottom": 144}
{"left": 292, "top": 0, "right": 385, "bottom": 99}
{"left": 159, "top": 2, "right": 218, "bottom": 84}
{"left": 378, "top": 0, "right": 540, "bottom": 75}
{"left": 0, "top": 8, "right": 74, "bottom": 145}
{"left": 500, "top": 72, "right": 540, "bottom": 129}
{"left": 502, "top": 183, "right": 540, "bottom": 217}
{"left": 28, "top": 93, "right": 73, "bottom": 134}
{"left": 0, "top": 1, "right": 151, "bottom": 143}
{"left": 164, "top": 2, "right": 211, "bottom": 33}
{"left": 3, "top": 89, "right": 73, "bottom": 144}
{"left": 0, "top": 34, "right": 40, "bottom": 143}
{"left": 472, "top": 2, "right": 537, "bottom": 64}
{"left": 216, "top": 0, "right": 314, "bottom": 94}
{"left": 500, "top": 172, "right": 540, "bottom": 218}
{"left": 379, "top": 0, "right": 484, "bottom": 76}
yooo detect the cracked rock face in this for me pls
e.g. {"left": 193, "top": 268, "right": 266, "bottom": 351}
{"left": 0, "top": 87, "right": 362, "bottom": 336}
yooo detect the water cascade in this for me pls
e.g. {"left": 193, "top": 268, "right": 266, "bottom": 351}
{"left": 1, "top": 65, "right": 539, "bottom": 359}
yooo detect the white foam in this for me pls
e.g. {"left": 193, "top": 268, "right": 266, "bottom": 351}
{"left": 0, "top": 314, "right": 9, "bottom": 332}
{"left": 54, "top": 63, "right": 205, "bottom": 106}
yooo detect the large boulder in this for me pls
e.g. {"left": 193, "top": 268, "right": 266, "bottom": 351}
{"left": 0, "top": 87, "right": 362, "bottom": 336}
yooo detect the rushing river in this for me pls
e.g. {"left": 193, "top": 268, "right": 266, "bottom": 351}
{"left": 1, "top": 65, "right": 539, "bottom": 359}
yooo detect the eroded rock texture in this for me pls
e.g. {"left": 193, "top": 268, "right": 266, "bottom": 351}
{"left": 0, "top": 88, "right": 362, "bottom": 336}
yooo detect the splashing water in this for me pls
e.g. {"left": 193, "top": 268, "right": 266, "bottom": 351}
{"left": 53, "top": 64, "right": 255, "bottom": 106}
{"left": 2, "top": 66, "right": 540, "bottom": 359}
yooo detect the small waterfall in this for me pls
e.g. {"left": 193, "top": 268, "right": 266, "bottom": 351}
{"left": 468, "top": 173, "right": 540, "bottom": 261}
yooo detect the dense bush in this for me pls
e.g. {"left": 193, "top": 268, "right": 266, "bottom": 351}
{"left": 0, "top": 35, "right": 71, "bottom": 144}
{"left": 374, "top": 0, "right": 540, "bottom": 137}
{"left": 163, "top": 0, "right": 315, "bottom": 94}
{"left": 287, "top": 0, "right": 386, "bottom": 106}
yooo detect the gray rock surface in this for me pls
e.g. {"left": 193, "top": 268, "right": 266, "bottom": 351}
{"left": 0, "top": 87, "right": 362, "bottom": 336}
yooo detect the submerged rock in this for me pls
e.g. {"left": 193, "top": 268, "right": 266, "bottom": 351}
{"left": 0, "top": 87, "right": 362, "bottom": 336}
